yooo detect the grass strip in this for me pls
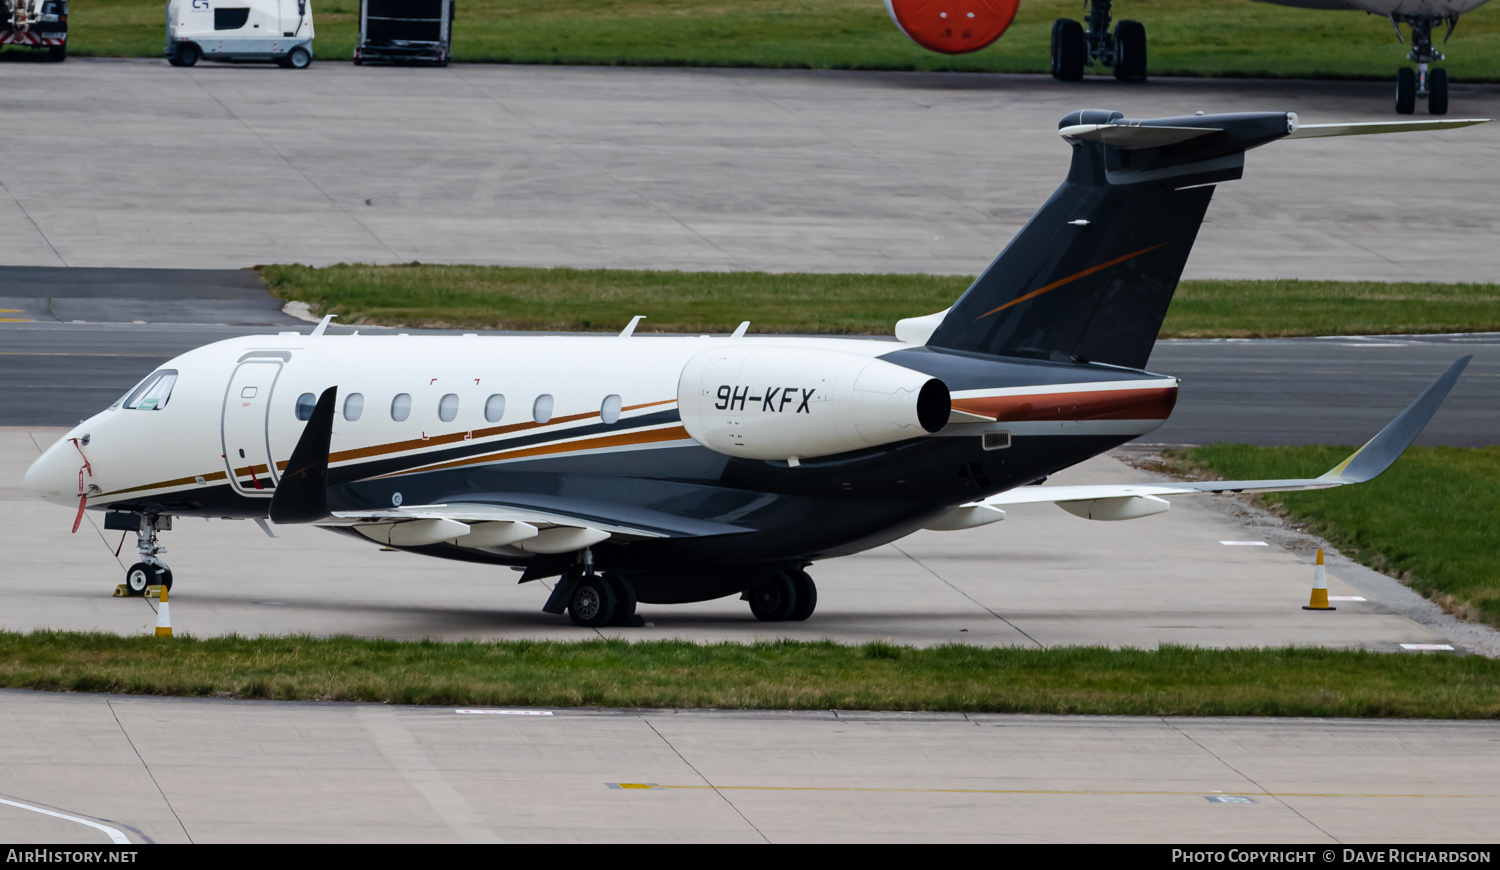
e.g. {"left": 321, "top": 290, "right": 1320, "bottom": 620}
{"left": 5, "top": 633, "right": 1499, "bottom": 716}
{"left": 55, "top": 0, "right": 1500, "bottom": 82}
{"left": 1165, "top": 446, "right": 1500, "bottom": 629}
{"left": 259, "top": 264, "right": 1500, "bottom": 337}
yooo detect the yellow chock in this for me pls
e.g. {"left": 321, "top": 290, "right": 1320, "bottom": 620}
{"left": 1302, "top": 549, "right": 1336, "bottom": 611}
{"left": 113, "top": 585, "right": 128, "bottom": 598}
{"left": 154, "top": 586, "right": 173, "bottom": 637}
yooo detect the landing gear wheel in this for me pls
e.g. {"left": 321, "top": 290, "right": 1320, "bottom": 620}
{"left": 604, "top": 573, "right": 644, "bottom": 627}
{"left": 748, "top": 572, "right": 797, "bottom": 622}
{"left": 286, "top": 46, "right": 311, "bottom": 69}
{"left": 786, "top": 569, "right": 817, "bottom": 622}
{"left": 178, "top": 44, "right": 199, "bottom": 67}
{"left": 1051, "top": 19, "right": 1086, "bottom": 82}
{"left": 157, "top": 569, "right": 173, "bottom": 592}
{"left": 1428, "top": 67, "right": 1449, "bottom": 115}
{"left": 566, "top": 573, "right": 617, "bottom": 628}
{"left": 1113, "top": 20, "right": 1146, "bottom": 82}
{"left": 1396, "top": 67, "right": 1417, "bottom": 115}
{"left": 125, "top": 563, "right": 161, "bottom": 597}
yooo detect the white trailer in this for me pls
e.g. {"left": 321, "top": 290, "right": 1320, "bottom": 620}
{"left": 166, "top": 0, "right": 314, "bottom": 68}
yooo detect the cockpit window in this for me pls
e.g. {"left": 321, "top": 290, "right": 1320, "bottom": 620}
{"left": 121, "top": 370, "right": 178, "bottom": 411}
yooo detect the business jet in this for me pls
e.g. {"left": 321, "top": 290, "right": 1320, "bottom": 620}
{"left": 889, "top": 1, "right": 1490, "bottom": 114}
{"left": 24, "top": 110, "right": 1483, "bottom": 628}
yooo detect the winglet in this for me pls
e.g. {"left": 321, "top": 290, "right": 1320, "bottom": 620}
{"left": 1319, "top": 356, "right": 1471, "bottom": 484}
{"left": 269, "top": 386, "right": 337, "bottom": 524}
{"left": 310, "top": 314, "right": 338, "bottom": 336}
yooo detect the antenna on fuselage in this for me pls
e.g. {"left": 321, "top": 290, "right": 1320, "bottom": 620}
{"left": 310, "top": 314, "right": 338, "bottom": 336}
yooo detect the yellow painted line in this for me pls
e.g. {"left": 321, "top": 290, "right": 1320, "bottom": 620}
{"left": 611, "top": 783, "right": 1493, "bottom": 800}
{"left": 0, "top": 318, "right": 34, "bottom": 322}
{"left": 0, "top": 309, "right": 21, "bottom": 313}
{"left": 0, "top": 351, "right": 166, "bottom": 357}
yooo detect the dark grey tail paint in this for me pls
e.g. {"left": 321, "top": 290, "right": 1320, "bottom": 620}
{"left": 269, "top": 385, "right": 337, "bottom": 524}
{"left": 926, "top": 111, "right": 1295, "bottom": 370}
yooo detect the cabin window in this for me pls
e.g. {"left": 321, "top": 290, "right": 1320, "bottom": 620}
{"left": 438, "top": 393, "right": 459, "bottom": 423}
{"left": 122, "top": 370, "right": 178, "bottom": 411}
{"left": 294, "top": 393, "right": 316, "bottom": 421}
{"left": 240, "top": 386, "right": 257, "bottom": 399}
{"left": 484, "top": 394, "right": 505, "bottom": 423}
{"left": 533, "top": 394, "right": 553, "bottom": 424}
{"left": 344, "top": 393, "right": 364, "bottom": 422}
{"left": 601, "top": 394, "right": 622, "bottom": 425}
{"left": 391, "top": 393, "right": 412, "bottom": 422}
{"left": 214, "top": 7, "right": 249, "bottom": 29}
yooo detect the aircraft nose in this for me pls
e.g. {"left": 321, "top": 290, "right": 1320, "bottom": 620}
{"left": 24, "top": 439, "right": 79, "bottom": 506}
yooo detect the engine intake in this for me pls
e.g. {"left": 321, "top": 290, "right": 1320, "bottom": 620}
{"left": 678, "top": 346, "right": 949, "bottom": 461}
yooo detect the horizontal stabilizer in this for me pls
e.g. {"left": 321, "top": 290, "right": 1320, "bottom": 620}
{"left": 1286, "top": 118, "right": 1490, "bottom": 139}
{"left": 1058, "top": 123, "right": 1222, "bottom": 149}
{"left": 950, "top": 357, "right": 1470, "bottom": 522}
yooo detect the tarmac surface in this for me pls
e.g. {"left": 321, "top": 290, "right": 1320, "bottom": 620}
{"left": 3, "top": 692, "right": 1498, "bottom": 843}
{"left": 1, "top": 60, "right": 1497, "bottom": 280}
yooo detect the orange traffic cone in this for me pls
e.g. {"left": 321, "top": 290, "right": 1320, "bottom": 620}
{"left": 155, "top": 586, "right": 173, "bottom": 637}
{"left": 1302, "top": 549, "right": 1336, "bottom": 611}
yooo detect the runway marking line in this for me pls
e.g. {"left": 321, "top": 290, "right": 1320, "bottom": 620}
{"left": 0, "top": 318, "right": 33, "bottom": 322}
{"left": 606, "top": 783, "right": 1494, "bottom": 800}
{"left": 1400, "top": 643, "right": 1455, "bottom": 651}
{"left": 455, "top": 709, "right": 553, "bottom": 716}
{"left": 1220, "top": 541, "right": 1269, "bottom": 546}
{"left": 0, "top": 796, "right": 131, "bottom": 843}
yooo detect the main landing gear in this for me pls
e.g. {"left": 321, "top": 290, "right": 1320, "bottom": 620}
{"left": 562, "top": 566, "right": 644, "bottom": 628}
{"left": 1051, "top": 1, "right": 1146, "bottom": 83}
{"left": 744, "top": 568, "right": 817, "bottom": 622}
{"left": 122, "top": 514, "right": 173, "bottom": 597}
{"left": 1392, "top": 15, "right": 1453, "bottom": 115}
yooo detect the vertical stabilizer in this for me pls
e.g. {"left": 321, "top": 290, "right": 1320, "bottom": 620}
{"left": 926, "top": 110, "right": 1295, "bottom": 369}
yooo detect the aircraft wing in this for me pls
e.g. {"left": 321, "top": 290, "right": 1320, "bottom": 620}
{"left": 955, "top": 356, "right": 1470, "bottom": 523}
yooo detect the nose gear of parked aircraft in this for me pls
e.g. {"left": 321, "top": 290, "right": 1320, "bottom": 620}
{"left": 122, "top": 514, "right": 173, "bottom": 597}
{"left": 1392, "top": 14, "right": 1455, "bottom": 115}
{"left": 1051, "top": 1, "right": 1147, "bottom": 83}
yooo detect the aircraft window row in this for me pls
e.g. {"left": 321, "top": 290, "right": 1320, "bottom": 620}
{"left": 293, "top": 391, "right": 626, "bottom": 426}
{"left": 118, "top": 370, "right": 178, "bottom": 411}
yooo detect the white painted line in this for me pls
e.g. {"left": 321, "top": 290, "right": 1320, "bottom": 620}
{"left": 1400, "top": 644, "right": 1455, "bottom": 651}
{"left": 455, "top": 709, "right": 553, "bottom": 716}
{"left": 1329, "top": 596, "right": 1367, "bottom": 602}
{"left": 0, "top": 797, "right": 131, "bottom": 844}
{"left": 1219, "top": 541, "right": 1269, "bottom": 546}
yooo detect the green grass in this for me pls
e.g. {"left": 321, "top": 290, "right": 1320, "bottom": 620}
{"left": 260, "top": 264, "right": 1500, "bottom": 337}
{"left": 5, "top": 632, "right": 1500, "bottom": 716}
{"left": 48, "top": 0, "right": 1500, "bottom": 81}
{"left": 1168, "top": 445, "right": 1500, "bottom": 629}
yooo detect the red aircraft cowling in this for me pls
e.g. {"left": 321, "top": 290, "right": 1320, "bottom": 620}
{"left": 885, "top": 0, "right": 1020, "bottom": 55}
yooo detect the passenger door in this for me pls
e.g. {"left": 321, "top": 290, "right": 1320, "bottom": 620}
{"left": 222, "top": 356, "right": 286, "bottom": 496}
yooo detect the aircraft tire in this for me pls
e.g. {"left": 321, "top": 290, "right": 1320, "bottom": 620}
{"left": 1113, "top": 20, "right": 1146, "bottom": 82}
{"left": 124, "top": 562, "right": 160, "bottom": 597}
{"left": 566, "top": 573, "right": 617, "bottom": 627}
{"left": 786, "top": 570, "right": 817, "bottom": 622}
{"left": 1051, "top": 19, "right": 1085, "bottom": 82}
{"left": 747, "top": 572, "right": 798, "bottom": 622}
{"left": 1429, "top": 68, "right": 1449, "bottom": 115}
{"left": 605, "top": 572, "right": 644, "bottom": 627}
{"left": 1396, "top": 67, "right": 1417, "bottom": 115}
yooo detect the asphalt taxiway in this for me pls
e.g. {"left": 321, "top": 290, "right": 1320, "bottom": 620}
{"left": 1, "top": 60, "right": 1497, "bottom": 281}
{"left": 3, "top": 693, "right": 1497, "bottom": 843}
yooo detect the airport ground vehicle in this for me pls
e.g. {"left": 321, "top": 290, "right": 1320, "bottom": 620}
{"left": 24, "top": 112, "right": 1482, "bottom": 627}
{"left": 1, "top": 0, "right": 67, "bottom": 61}
{"left": 166, "top": 0, "right": 314, "bottom": 69}
{"left": 354, "top": 0, "right": 453, "bottom": 66}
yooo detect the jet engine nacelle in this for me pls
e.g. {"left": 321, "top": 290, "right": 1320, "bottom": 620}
{"left": 678, "top": 346, "right": 950, "bottom": 461}
{"left": 885, "top": 0, "right": 1019, "bottom": 55}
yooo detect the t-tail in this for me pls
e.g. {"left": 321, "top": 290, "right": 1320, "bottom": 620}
{"left": 921, "top": 110, "right": 1487, "bottom": 370}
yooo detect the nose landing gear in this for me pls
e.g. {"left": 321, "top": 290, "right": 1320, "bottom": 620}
{"left": 1392, "top": 14, "right": 1455, "bottom": 115}
{"left": 1050, "top": 1, "right": 1148, "bottom": 83}
{"left": 120, "top": 513, "right": 172, "bottom": 597}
